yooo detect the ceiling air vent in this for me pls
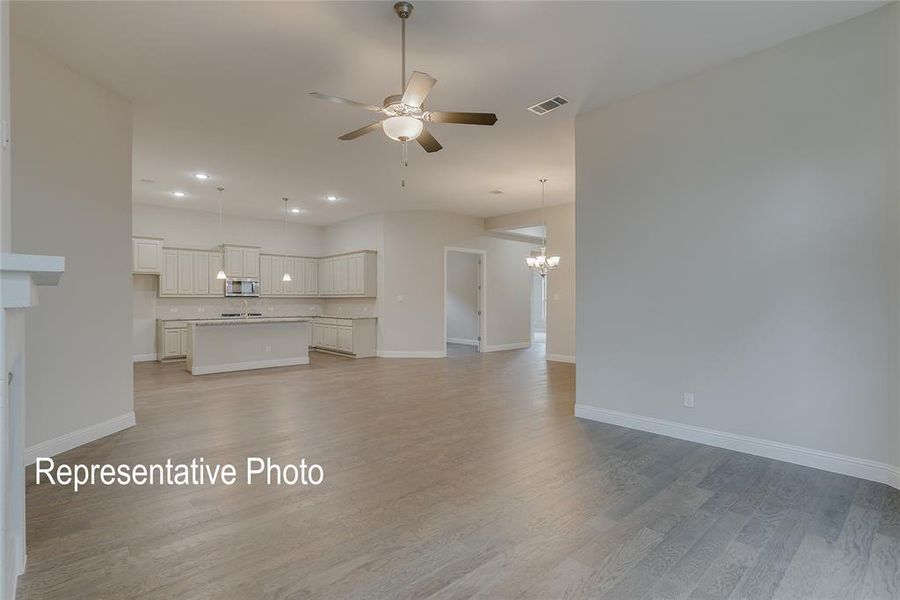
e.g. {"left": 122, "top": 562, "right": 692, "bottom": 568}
{"left": 528, "top": 96, "right": 569, "bottom": 115}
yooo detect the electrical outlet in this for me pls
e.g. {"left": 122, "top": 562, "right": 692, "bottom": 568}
{"left": 268, "top": 306, "right": 275, "bottom": 312}
{"left": 683, "top": 393, "right": 695, "bottom": 408}
{"left": 198, "top": 307, "right": 205, "bottom": 313}
{"left": 265, "top": 345, "right": 271, "bottom": 352}
{"left": 169, "top": 308, "right": 178, "bottom": 313}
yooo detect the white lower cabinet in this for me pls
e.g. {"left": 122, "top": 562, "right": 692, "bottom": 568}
{"left": 310, "top": 318, "right": 376, "bottom": 358}
{"left": 158, "top": 321, "right": 189, "bottom": 360}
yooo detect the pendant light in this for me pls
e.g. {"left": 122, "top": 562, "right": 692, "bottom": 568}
{"left": 525, "top": 178, "right": 560, "bottom": 277}
{"left": 281, "top": 198, "right": 292, "bottom": 282}
{"left": 215, "top": 187, "right": 227, "bottom": 280}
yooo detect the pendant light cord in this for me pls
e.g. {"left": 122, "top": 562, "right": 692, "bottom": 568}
{"left": 217, "top": 187, "right": 225, "bottom": 250}
{"left": 282, "top": 198, "right": 289, "bottom": 255}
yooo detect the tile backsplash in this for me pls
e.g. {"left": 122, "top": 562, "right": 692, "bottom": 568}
{"left": 156, "top": 297, "right": 324, "bottom": 319}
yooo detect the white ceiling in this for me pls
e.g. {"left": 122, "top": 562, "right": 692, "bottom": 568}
{"left": 11, "top": 1, "right": 883, "bottom": 225}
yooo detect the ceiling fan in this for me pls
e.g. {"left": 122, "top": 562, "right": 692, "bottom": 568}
{"left": 310, "top": 1, "right": 498, "bottom": 154}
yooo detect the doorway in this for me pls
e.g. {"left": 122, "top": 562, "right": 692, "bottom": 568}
{"left": 444, "top": 247, "right": 486, "bottom": 354}
{"left": 531, "top": 272, "right": 547, "bottom": 349}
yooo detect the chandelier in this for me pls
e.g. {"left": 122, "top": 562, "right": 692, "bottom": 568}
{"left": 525, "top": 178, "right": 560, "bottom": 277}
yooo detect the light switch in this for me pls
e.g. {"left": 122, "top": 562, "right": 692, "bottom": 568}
{"left": 397, "top": 295, "right": 406, "bottom": 303}
{"left": 553, "top": 293, "right": 560, "bottom": 301}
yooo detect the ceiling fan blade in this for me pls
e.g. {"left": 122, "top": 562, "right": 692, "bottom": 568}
{"left": 338, "top": 121, "right": 383, "bottom": 140}
{"left": 417, "top": 129, "right": 442, "bottom": 153}
{"left": 401, "top": 71, "right": 437, "bottom": 107}
{"left": 310, "top": 92, "right": 383, "bottom": 112}
{"left": 426, "top": 111, "right": 498, "bottom": 126}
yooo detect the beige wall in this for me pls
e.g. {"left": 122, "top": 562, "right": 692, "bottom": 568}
{"left": 575, "top": 5, "right": 899, "bottom": 469}
{"left": 133, "top": 203, "right": 325, "bottom": 256}
{"left": 11, "top": 35, "right": 133, "bottom": 448}
{"left": 485, "top": 202, "right": 576, "bottom": 360}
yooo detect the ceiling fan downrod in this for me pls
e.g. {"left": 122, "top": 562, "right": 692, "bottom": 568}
{"left": 394, "top": 2, "right": 413, "bottom": 90}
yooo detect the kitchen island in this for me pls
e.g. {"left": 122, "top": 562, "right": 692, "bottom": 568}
{"left": 185, "top": 317, "right": 311, "bottom": 375}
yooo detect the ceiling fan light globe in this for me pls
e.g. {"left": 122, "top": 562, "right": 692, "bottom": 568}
{"left": 383, "top": 116, "right": 423, "bottom": 142}
{"left": 525, "top": 257, "right": 537, "bottom": 268}
{"left": 547, "top": 256, "right": 561, "bottom": 268}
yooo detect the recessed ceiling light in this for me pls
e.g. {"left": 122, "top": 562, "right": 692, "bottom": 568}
{"left": 172, "top": 191, "right": 186, "bottom": 198}
{"left": 291, "top": 208, "right": 301, "bottom": 213}
{"left": 326, "top": 195, "right": 338, "bottom": 202}
{"left": 194, "top": 173, "right": 209, "bottom": 180}
{"left": 489, "top": 189, "right": 504, "bottom": 195}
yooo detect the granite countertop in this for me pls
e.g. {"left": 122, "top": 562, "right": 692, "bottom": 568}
{"left": 159, "top": 314, "right": 376, "bottom": 323}
{"left": 188, "top": 317, "right": 313, "bottom": 326}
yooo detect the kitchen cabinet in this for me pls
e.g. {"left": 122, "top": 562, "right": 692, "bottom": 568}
{"left": 160, "top": 248, "right": 225, "bottom": 297}
{"left": 177, "top": 251, "right": 194, "bottom": 295}
{"left": 310, "top": 317, "right": 376, "bottom": 358}
{"left": 157, "top": 320, "right": 189, "bottom": 360}
{"left": 318, "top": 258, "right": 334, "bottom": 296}
{"left": 133, "top": 237, "right": 163, "bottom": 274}
{"left": 304, "top": 258, "right": 318, "bottom": 295}
{"left": 333, "top": 256, "right": 349, "bottom": 296}
{"left": 161, "top": 249, "right": 178, "bottom": 295}
{"left": 259, "top": 255, "right": 318, "bottom": 297}
{"left": 223, "top": 245, "right": 260, "bottom": 279}
{"left": 193, "top": 252, "right": 210, "bottom": 295}
{"left": 325, "top": 252, "right": 376, "bottom": 297}
{"left": 209, "top": 253, "right": 225, "bottom": 296}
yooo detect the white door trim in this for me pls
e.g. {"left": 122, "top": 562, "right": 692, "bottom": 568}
{"left": 443, "top": 247, "right": 487, "bottom": 353}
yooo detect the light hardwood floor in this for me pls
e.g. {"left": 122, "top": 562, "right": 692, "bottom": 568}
{"left": 17, "top": 345, "right": 900, "bottom": 599}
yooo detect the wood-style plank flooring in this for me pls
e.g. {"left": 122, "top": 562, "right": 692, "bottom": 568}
{"left": 17, "top": 345, "right": 900, "bottom": 599}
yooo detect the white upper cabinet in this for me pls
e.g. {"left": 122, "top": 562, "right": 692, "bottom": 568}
{"left": 160, "top": 248, "right": 226, "bottom": 298}
{"left": 333, "top": 255, "right": 349, "bottom": 296}
{"left": 332, "top": 251, "right": 376, "bottom": 297}
{"left": 161, "top": 249, "right": 178, "bottom": 295}
{"left": 133, "top": 237, "right": 163, "bottom": 274}
{"left": 318, "top": 258, "right": 334, "bottom": 296}
{"left": 259, "top": 255, "right": 319, "bottom": 297}
{"left": 223, "top": 245, "right": 260, "bottom": 279}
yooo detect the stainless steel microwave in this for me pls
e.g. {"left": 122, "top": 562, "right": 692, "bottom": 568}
{"left": 225, "top": 279, "right": 260, "bottom": 297}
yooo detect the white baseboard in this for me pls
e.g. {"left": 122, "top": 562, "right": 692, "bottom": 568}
{"left": 574, "top": 404, "right": 900, "bottom": 491}
{"left": 132, "top": 353, "right": 157, "bottom": 363}
{"left": 377, "top": 350, "right": 447, "bottom": 358}
{"left": 447, "top": 338, "right": 479, "bottom": 346}
{"left": 546, "top": 353, "right": 576, "bottom": 364}
{"left": 25, "top": 412, "right": 136, "bottom": 466}
{"left": 191, "top": 357, "right": 309, "bottom": 375}
{"left": 483, "top": 342, "right": 530, "bottom": 353}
